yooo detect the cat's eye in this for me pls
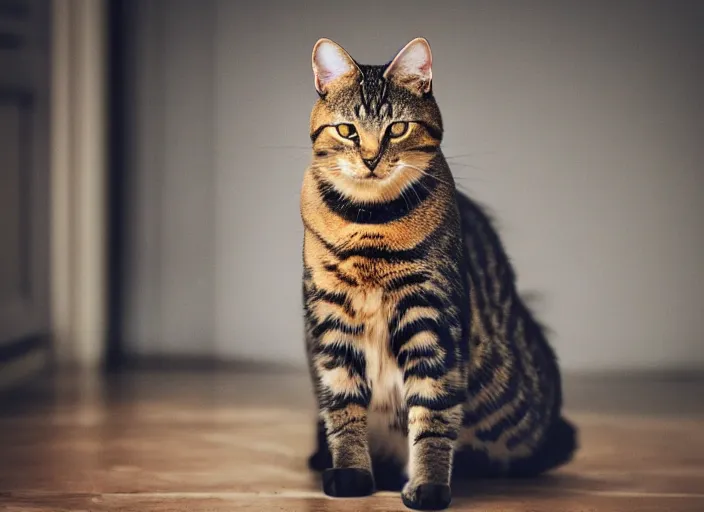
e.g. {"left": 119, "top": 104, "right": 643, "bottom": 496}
{"left": 336, "top": 124, "right": 358, "bottom": 139}
{"left": 389, "top": 121, "right": 409, "bottom": 139}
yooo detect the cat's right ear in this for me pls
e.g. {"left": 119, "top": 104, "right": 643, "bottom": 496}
{"left": 312, "top": 38, "right": 359, "bottom": 96}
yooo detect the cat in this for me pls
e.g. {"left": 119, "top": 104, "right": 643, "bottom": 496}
{"left": 300, "top": 37, "right": 577, "bottom": 511}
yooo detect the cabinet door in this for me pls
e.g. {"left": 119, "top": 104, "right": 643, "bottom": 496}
{"left": 0, "top": 0, "right": 50, "bottom": 383}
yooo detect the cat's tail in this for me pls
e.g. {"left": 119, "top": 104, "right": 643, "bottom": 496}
{"left": 453, "top": 416, "right": 578, "bottom": 480}
{"left": 506, "top": 416, "right": 578, "bottom": 477}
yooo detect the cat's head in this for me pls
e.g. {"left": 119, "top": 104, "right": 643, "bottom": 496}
{"left": 309, "top": 38, "right": 444, "bottom": 201}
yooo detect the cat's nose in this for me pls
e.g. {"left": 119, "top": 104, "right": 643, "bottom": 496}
{"left": 362, "top": 155, "right": 381, "bottom": 171}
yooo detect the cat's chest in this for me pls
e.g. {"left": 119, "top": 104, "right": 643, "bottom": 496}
{"left": 337, "top": 257, "right": 392, "bottom": 288}
{"left": 351, "top": 288, "right": 404, "bottom": 413}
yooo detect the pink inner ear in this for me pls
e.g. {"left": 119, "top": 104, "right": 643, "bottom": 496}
{"left": 384, "top": 39, "right": 433, "bottom": 93}
{"left": 313, "top": 41, "right": 356, "bottom": 93}
{"left": 398, "top": 43, "right": 431, "bottom": 77}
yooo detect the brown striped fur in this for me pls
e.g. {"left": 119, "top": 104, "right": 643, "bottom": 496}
{"left": 301, "top": 38, "right": 577, "bottom": 510}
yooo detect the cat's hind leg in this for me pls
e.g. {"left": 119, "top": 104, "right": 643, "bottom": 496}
{"left": 308, "top": 419, "right": 332, "bottom": 471}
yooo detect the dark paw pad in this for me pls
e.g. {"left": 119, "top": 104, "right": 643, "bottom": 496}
{"left": 322, "top": 468, "right": 375, "bottom": 498}
{"left": 402, "top": 483, "right": 452, "bottom": 511}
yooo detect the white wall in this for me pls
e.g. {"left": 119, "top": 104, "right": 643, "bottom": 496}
{"left": 124, "top": 0, "right": 704, "bottom": 371}
{"left": 125, "top": 0, "right": 216, "bottom": 356}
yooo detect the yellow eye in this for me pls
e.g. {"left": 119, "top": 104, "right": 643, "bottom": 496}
{"left": 389, "top": 121, "right": 409, "bottom": 138}
{"left": 336, "top": 124, "right": 357, "bottom": 139}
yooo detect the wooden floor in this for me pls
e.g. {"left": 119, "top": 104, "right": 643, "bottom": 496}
{"left": 1, "top": 368, "right": 703, "bottom": 511}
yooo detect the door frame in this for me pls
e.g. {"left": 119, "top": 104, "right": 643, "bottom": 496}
{"left": 50, "top": 0, "right": 108, "bottom": 369}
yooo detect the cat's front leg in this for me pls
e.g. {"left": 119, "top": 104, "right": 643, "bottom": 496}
{"left": 403, "top": 401, "right": 462, "bottom": 510}
{"left": 400, "top": 365, "right": 465, "bottom": 510}
{"left": 314, "top": 361, "right": 375, "bottom": 498}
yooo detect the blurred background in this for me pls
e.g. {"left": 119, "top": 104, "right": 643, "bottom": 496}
{"left": 1, "top": 0, "right": 704, "bottom": 388}
{"left": 1, "top": 2, "right": 704, "bottom": 511}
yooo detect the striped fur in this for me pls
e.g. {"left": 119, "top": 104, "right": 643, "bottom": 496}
{"left": 302, "top": 38, "right": 577, "bottom": 510}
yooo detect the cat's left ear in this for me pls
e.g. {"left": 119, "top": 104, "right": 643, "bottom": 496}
{"left": 383, "top": 37, "right": 433, "bottom": 96}
{"left": 312, "top": 38, "right": 360, "bottom": 95}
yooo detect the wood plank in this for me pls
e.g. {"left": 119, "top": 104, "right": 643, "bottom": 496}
{"left": 1, "top": 370, "right": 702, "bottom": 511}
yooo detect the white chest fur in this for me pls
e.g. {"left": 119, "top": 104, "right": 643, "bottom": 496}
{"left": 351, "top": 288, "right": 408, "bottom": 465}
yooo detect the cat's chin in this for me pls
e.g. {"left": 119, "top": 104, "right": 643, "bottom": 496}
{"left": 322, "top": 167, "right": 426, "bottom": 205}
{"left": 348, "top": 174, "right": 386, "bottom": 182}
{"left": 333, "top": 175, "right": 403, "bottom": 202}
{"left": 339, "top": 167, "right": 395, "bottom": 182}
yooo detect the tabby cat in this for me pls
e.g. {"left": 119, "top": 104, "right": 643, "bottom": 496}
{"left": 300, "top": 37, "right": 577, "bottom": 511}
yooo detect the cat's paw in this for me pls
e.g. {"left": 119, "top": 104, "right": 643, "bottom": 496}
{"left": 322, "top": 468, "right": 375, "bottom": 498}
{"left": 401, "top": 482, "right": 452, "bottom": 511}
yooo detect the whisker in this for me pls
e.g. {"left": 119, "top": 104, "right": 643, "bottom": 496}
{"left": 406, "top": 180, "right": 423, "bottom": 204}
{"left": 395, "top": 163, "right": 453, "bottom": 187}
{"left": 446, "top": 161, "right": 485, "bottom": 171}
{"left": 443, "top": 151, "right": 496, "bottom": 158}
{"left": 455, "top": 182, "right": 478, "bottom": 195}
{"left": 259, "top": 145, "right": 311, "bottom": 150}
{"left": 453, "top": 175, "right": 489, "bottom": 184}
{"left": 414, "top": 178, "right": 434, "bottom": 196}
{"left": 399, "top": 187, "right": 412, "bottom": 212}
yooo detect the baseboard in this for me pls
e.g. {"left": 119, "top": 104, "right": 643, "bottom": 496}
{"left": 117, "top": 354, "right": 306, "bottom": 374}
{"left": 0, "top": 336, "right": 51, "bottom": 393}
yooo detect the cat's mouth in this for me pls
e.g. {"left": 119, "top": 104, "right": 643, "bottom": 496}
{"left": 360, "top": 171, "right": 383, "bottom": 180}
{"left": 352, "top": 167, "right": 394, "bottom": 181}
